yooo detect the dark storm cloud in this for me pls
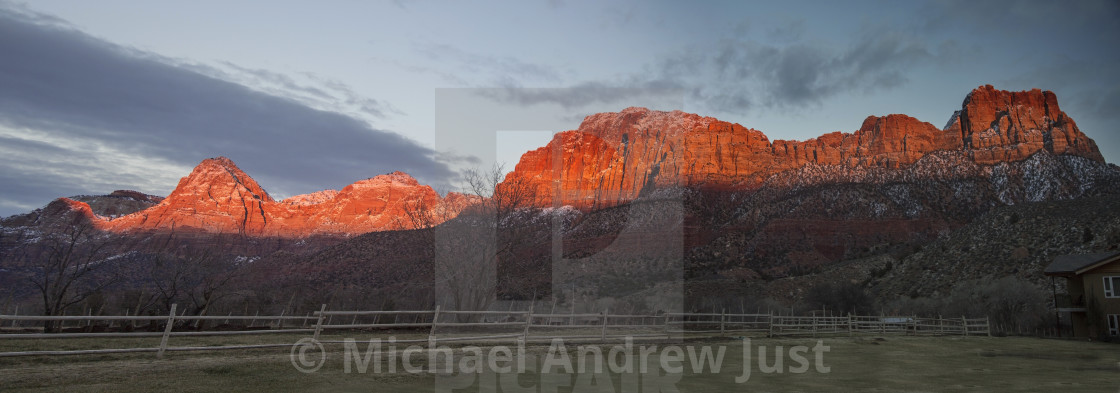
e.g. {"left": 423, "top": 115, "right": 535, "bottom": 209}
{"left": 0, "top": 6, "right": 459, "bottom": 216}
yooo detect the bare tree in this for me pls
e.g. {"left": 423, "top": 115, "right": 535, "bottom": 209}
{"left": 434, "top": 164, "right": 542, "bottom": 320}
{"left": 143, "top": 232, "right": 246, "bottom": 328}
{"left": 393, "top": 187, "right": 461, "bottom": 231}
{"left": 465, "top": 165, "right": 543, "bottom": 220}
{"left": 180, "top": 247, "right": 243, "bottom": 323}
{"left": 22, "top": 218, "right": 119, "bottom": 332}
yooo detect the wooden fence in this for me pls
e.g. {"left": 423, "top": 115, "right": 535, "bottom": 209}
{"left": 0, "top": 305, "right": 989, "bottom": 358}
{"left": 769, "top": 315, "right": 991, "bottom": 337}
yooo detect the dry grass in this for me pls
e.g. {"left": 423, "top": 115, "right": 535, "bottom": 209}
{"left": 0, "top": 334, "right": 1117, "bottom": 392}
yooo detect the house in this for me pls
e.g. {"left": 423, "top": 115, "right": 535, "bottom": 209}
{"left": 1044, "top": 251, "right": 1120, "bottom": 338}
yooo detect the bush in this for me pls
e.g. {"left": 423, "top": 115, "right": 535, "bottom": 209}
{"left": 943, "top": 277, "right": 1050, "bottom": 333}
{"left": 883, "top": 276, "right": 1052, "bottom": 335}
{"left": 804, "top": 281, "right": 872, "bottom": 314}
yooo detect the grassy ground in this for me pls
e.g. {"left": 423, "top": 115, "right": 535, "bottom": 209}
{"left": 0, "top": 334, "right": 1117, "bottom": 392}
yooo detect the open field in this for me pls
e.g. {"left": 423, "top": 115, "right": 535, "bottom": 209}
{"left": 0, "top": 334, "right": 1117, "bottom": 392}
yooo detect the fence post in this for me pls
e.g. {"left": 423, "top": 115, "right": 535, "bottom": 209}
{"left": 663, "top": 312, "right": 671, "bottom": 337}
{"left": 522, "top": 303, "right": 535, "bottom": 344}
{"left": 157, "top": 304, "right": 177, "bottom": 359}
{"left": 767, "top": 312, "right": 774, "bottom": 338}
{"left": 547, "top": 301, "right": 556, "bottom": 327}
{"left": 848, "top": 313, "right": 853, "bottom": 337}
{"left": 569, "top": 301, "right": 576, "bottom": 326}
{"left": 720, "top": 308, "right": 726, "bottom": 334}
{"left": 11, "top": 305, "right": 17, "bottom": 328}
{"left": 106, "top": 307, "right": 116, "bottom": 329}
{"left": 986, "top": 316, "right": 991, "bottom": 337}
{"left": 429, "top": 305, "right": 441, "bottom": 347}
{"left": 961, "top": 316, "right": 968, "bottom": 337}
{"left": 312, "top": 304, "right": 327, "bottom": 341}
{"left": 600, "top": 310, "right": 609, "bottom": 342}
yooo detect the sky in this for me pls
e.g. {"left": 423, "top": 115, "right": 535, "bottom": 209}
{"left": 1, "top": 0, "right": 1118, "bottom": 217}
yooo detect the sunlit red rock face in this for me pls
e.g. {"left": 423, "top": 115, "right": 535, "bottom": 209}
{"left": 99, "top": 158, "right": 461, "bottom": 237}
{"left": 103, "top": 157, "right": 276, "bottom": 234}
{"left": 948, "top": 84, "right": 1102, "bottom": 164}
{"left": 39, "top": 85, "right": 1106, "bottom": 237}
{"left": 505, "top": 85, "right": 1105, "bottom": 209}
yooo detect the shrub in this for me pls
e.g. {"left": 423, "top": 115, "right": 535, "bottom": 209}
{"left": 804, "top": 281, "right": 872, "bottom": 314}
{"left": 882, "top": 277, "right": 1052, "bottom": 335}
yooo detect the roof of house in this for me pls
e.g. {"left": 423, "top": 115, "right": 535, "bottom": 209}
{"left": 1044, "top": 251, "right": 1120, "bottom": 276}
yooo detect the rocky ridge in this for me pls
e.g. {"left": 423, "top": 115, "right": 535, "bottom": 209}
{"left": 4, "top": 85, "right": 1112, "bottom": 241}
{"left": 46, "top": 158, "right": 467, "bottom": 237}
{"left": 502, "top": 85, "right": 1105, "bottom": 209}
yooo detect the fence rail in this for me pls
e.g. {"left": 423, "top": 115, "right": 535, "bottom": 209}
{"left": 0, "top": 305, "right": 990, "bottom": 358}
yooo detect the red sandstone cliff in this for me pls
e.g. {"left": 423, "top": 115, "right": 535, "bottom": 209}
{"left": 15, "top": 85, "right": 1107, "bottom": 237}
{"left": 948, "top": 84, "right": 1101, "bottom": 164}
{"left": 503, "top": 85, "right": 1105, "bottom": 209}
{"left": 98, "top": 158, "right": 462, "bottom": 237}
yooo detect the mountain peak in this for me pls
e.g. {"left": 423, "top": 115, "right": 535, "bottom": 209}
{"left": 177, "top": 156, "right": 272, "bottom": 202}
{"left": 503, "top": 85, "right": 1108, "bottom": 209}
{"left": 955, "top": 85, "right": 1102, "bottom": 164}
{"left": 379, "top": 171, "right": 422, "bottom": 184}
{"left": 101, "top": 157, "right": 275, "bottom": 234}
{"left": 101, "top": 159, "right": 461, "bottom": 236}
{"left": 200, "top": 155, "right": 237, "bottom": 167}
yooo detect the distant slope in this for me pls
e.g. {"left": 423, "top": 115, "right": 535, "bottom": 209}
{"left": 871, "top": 194, "right": 1120, "bottom": 298}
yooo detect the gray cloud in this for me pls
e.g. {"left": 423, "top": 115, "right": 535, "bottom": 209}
{"left": 0, "top": 6, "right": 459, "bottom": 217}
{"left": 205, "top": 62, "right": 403, "bottom": 121}
{"left": 478, "top": 27, "right": 939, "bottom": 116}
{"left": 1001, "top": 60, "right": 1120, "bottom": 118}
{"left": 917, "top": 0, "right": 1120, "bottom": 43}
{"left": 999, "top": 59, "right": 1120, "bottom": 163}
{"left": 765, "top": 18, "right": 805, "bottom": 43}
{"left": 415, "top": 42, "right": 564, "bottom": 87}
{"left": 671, "top": 28, "right": 938, "bottom": 112}
{"left": 476, "top": 82, "right": 686, "bottom": 110}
